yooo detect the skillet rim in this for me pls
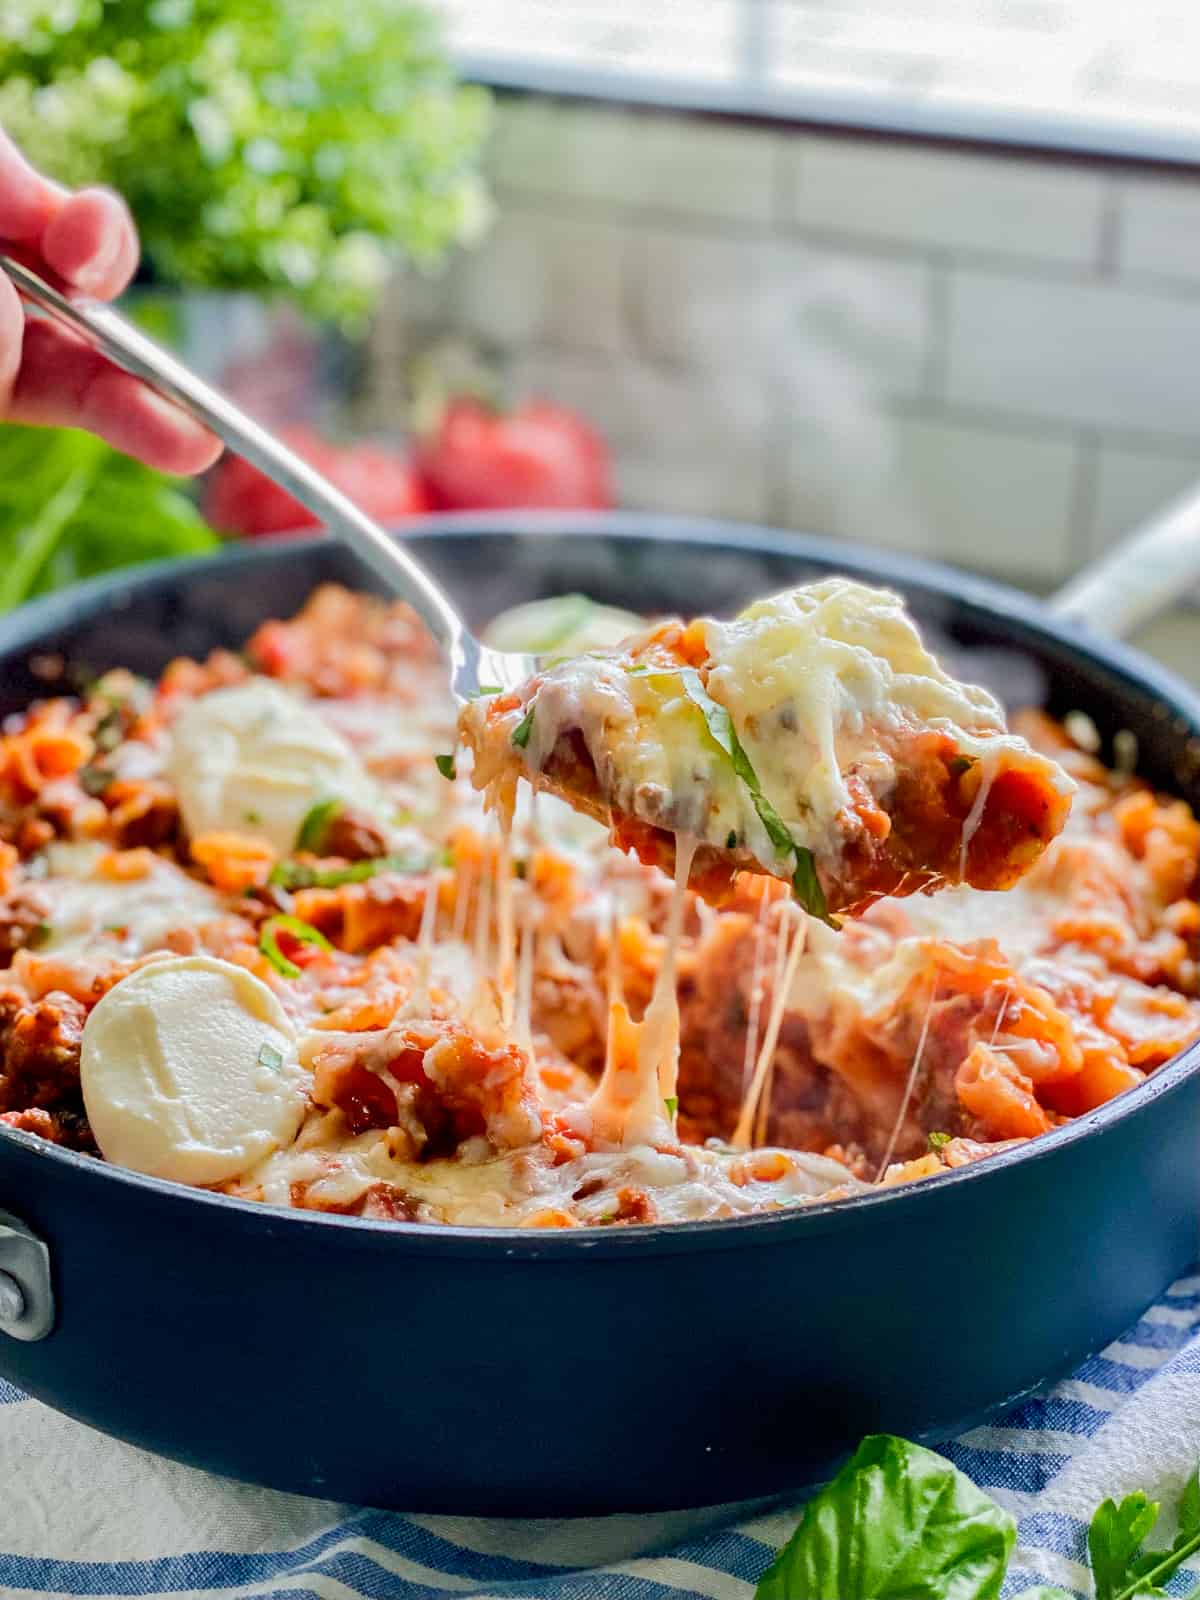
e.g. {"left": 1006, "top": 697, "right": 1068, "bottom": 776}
{"left": 2, "top": 510, "right": 1197, "bottom": 1260}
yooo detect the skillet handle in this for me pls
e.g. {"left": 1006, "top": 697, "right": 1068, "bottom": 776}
{"left": 0, "top": 1210, "right": 53, "bottom": 1342}
{"left": 1050, "top": 479, "right": 1200, "bottom": 638}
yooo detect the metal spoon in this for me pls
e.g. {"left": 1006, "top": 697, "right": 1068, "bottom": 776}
{"left": 0, "top": 254, "right": 537, "bottom": 704}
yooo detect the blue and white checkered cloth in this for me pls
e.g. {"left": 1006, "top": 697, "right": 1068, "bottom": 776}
{"left": 3, "top": 1269, "right": 1200, "bottom": 1599}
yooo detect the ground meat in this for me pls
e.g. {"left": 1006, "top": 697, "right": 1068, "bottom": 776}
{"left": 321, "top": 807, "right": 388, "bottom": 861}
{"left": 0, "top": 885, "right": 51, "bottom": 964}
{"left": 0, "top": 988, "right": 87, "bottom": 1113}
{"left": 0, "top": 1105, "right": 96, "bottom": 1152}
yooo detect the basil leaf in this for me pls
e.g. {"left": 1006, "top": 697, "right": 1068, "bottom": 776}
{"left": 296, "top": 799, "right": 342, "bottom": 852}
{"left": 792, "top": 846, "right": 832, "bottom": 927}
{"left": 434, "top": 753, "right": 457, "bottom": 781}
{"left": 257, "top": 1043, "right": 283, "bottom": 1072}
{"left": 927, "top": 1131, "right": 952, "bottom": 1151}
{"left": 269, "top": 852, "right": 428, "bottom": 890}
{"left": 678, "top": 668, "right": 781, "bottom": 849}
{"left": 1090, "top": 1493, "right": 1161, "bottom": 1600}
{"left": 1178, "top": 1468, "right": 1200, "bottom": 1540}
{"left": 663, "top": 1095, "right": 678, "bottom": 1118}
{"left": 755, "top": 1434, "right": 1015, "bottom": 1600}
{"left": 259, "top": 914, "right": 332, "bottom": 980}
{"left": 678, "top": 667, "right": 835, "bottom": 927}
{"left": 511, "top": 707, "right": 535, "bottom": 749}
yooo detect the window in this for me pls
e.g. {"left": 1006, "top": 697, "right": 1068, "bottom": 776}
{"left": 435, "top": 0, "right": 1200, "bottom": 163}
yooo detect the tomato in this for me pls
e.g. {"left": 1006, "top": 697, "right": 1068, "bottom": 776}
{"left": 205, "top": 426, "right": 431, "bottom": 537}
{"left": 416, "top": 399, "right": 612, "bottom": 511}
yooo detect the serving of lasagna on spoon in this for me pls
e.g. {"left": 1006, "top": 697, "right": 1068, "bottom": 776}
{"left": 459, "top": 577, "right": 1074, "bottom": 923}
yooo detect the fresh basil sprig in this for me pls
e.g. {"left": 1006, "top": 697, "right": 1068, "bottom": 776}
{"left": 677, "top": 668, "right": 833, "bottom": 926}
{"left": 755, "top": 1434, "right": 1015, "bottom": 1600}
{"left": 754, "top": 1434, "right": 1200, "bottom": 1600}
{"left": 1089, "top": 1468, "right": 1200, "bottom": 1600}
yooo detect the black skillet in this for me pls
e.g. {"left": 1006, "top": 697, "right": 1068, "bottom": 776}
{"left": 0, "top": 513, "right": 1195, "bottom": 1514}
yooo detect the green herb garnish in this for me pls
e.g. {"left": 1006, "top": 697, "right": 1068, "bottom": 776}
{"left": 726, "top": 830, "right": 738, "bottom": 850}
{"left": 243, "top": 809, "right": 263, "bottom": 826}
{"left": 295, "top": 799, "right": 342, "bottom": 852}
{"left": 434, "top": 754, "right": 457, "bottom": 781}
{"left": 258, "top": 914, "right": 332, "bottom": 979}
{"left": 268, "top": 853, "right": 427, "bottom": 891}
{"left": 791, "top": 847, "right": 831, "bottom": 927}
{"left": 257, "top": 1042, "right": 284, "bottom": 1072}
{"left": 26, "top": 922, "right": 52, "bottom": 950}
{"left": 949, "top": 755, "right": 975, "bottom": 777}
{"left": 468, "top": 685, "right": 503, "bottom": 699}
{"left": 664, "top": 1095, "right": 678, "bottom": 1118}
{"left": 93, "top": 705, "right": 124, "bottom": 752}
{"left": 511, "top": 707, "right": 536, "bottom": 749}
{"left": 927, "top": 1130, "right": 952, "bottom": 1151}
{"left": 754, "top": 1432, "right": 1200, "bottom": 1600}
{"left": 77, "top": 764, "right": 113, "bottom": 797}
{"left": 754, "top": 1434, "right": 1014, "bottom": 1599}
{"left": 678, "top": 668, "right": 834, "bottom": 926}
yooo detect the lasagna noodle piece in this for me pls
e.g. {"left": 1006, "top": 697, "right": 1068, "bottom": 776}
{"left": 459, "top": 579, "right": 1075, "bottom": 915}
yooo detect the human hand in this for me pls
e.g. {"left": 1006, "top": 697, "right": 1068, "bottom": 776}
{"left": 0, "top": 127, "right": 220, "bottom": 475}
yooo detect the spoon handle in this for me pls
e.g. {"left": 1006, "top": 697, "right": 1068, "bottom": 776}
{"left": 0, "top": 254, "right": 467, "bottom": 661}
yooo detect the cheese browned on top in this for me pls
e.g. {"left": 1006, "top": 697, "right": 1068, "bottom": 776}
{"left": 459, "top": 579, "right": 1074, "bottom": 917}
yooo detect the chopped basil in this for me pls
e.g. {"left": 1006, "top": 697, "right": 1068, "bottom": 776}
{"left": 927, "top": 1131, "right": 952, "bottom": 1151}
{"left": 948, "top": 755, "right": 974, "bottom": 777}
{"left": 296, "top": 798, "right": 342, "bottom": 852}
{"left": 511, "top": 706, "right": 535, "bottom": 749}
{"left": 258, "top": 913, "right": 332, "bottom": 979}
{"left": 624, "top": 663, "right": 648, "bottom": 675}
{"left": 26, "top": 921, "right": 52, "bottom": 950}
{"left": 791, "top": 847, "right": 831, "bottom": 926}
{"left": 77, "top": 764, "right": 112, "bottom": 797}
{"left": 93, "top": 705, "right": 124, "bottom": 752}
{"left": 664, "top": 1095, "right": 678, "bottom": 1118}
{"left": 257, "top": 1042, "right": 284, "bottom": 1072}
{"left": 725, "top": 829, "right": 738, "bottom": 850}
{"left": 268, "top": 852, "right": 428, "bottom": 890}
{"left": 243, "top": 809, "right": 263, "bottom": 825}
{"left": 679, "top": 668, "right": 835, "bottom": 927}
{"left": 434, "top": 753, "right": 457, "bottom": 781}
{"left": 468, "top": 684, "right": 502, "bottom": 699}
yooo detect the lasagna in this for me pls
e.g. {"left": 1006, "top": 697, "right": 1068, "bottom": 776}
{"left": 459, "top": 580, "right": 1074, "bottom": 918}
{"left": 0, "top": 584, "right": 1192, "bottom": 1227}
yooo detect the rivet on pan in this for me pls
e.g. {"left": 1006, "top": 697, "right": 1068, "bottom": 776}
{"left": 0, "top": 1271, "right": 24, "bottom": 1327}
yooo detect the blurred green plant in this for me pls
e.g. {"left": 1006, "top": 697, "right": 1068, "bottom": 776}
{"left": 1, "top": 0, "right": 492, "bottom": 326}
{"left": 0, "top": 424, "right": 220, "bottom": 613}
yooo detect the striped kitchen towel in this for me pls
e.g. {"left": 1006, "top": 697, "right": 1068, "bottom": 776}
{"left": 2, "top": 1270, "right": 1200, "bottom": 1600}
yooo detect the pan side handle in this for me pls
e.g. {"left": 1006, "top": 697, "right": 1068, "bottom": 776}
{"left": 1051, "top": 479, "right": 1200, "bottom": 638}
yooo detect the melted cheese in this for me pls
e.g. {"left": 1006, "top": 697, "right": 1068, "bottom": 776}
{"left": 577, "top": 836, "right": 695, "bottom": 1148}
{"left": 167, "top": 679, "right": 383, "bottom": 854}
{"left": 510, "top": 578, "right": 1073, "bottom": 873}
{"left": 37, "top": 842, "right": 222, "bottom": 957}
{"left": 240, "top": 1118, "right": 864, "bottom": 1226}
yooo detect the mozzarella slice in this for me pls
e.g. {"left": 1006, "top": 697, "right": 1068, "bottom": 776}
{"left": 166, "top": 678, "right": 382, "bottom": 854}
{"left": 80, "top": 956, "right": 306, "bottom": 1187}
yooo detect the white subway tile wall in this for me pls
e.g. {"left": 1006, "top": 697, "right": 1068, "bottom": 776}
{"left": 369, "top": 95, "right": 1200, "bottom": 588}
